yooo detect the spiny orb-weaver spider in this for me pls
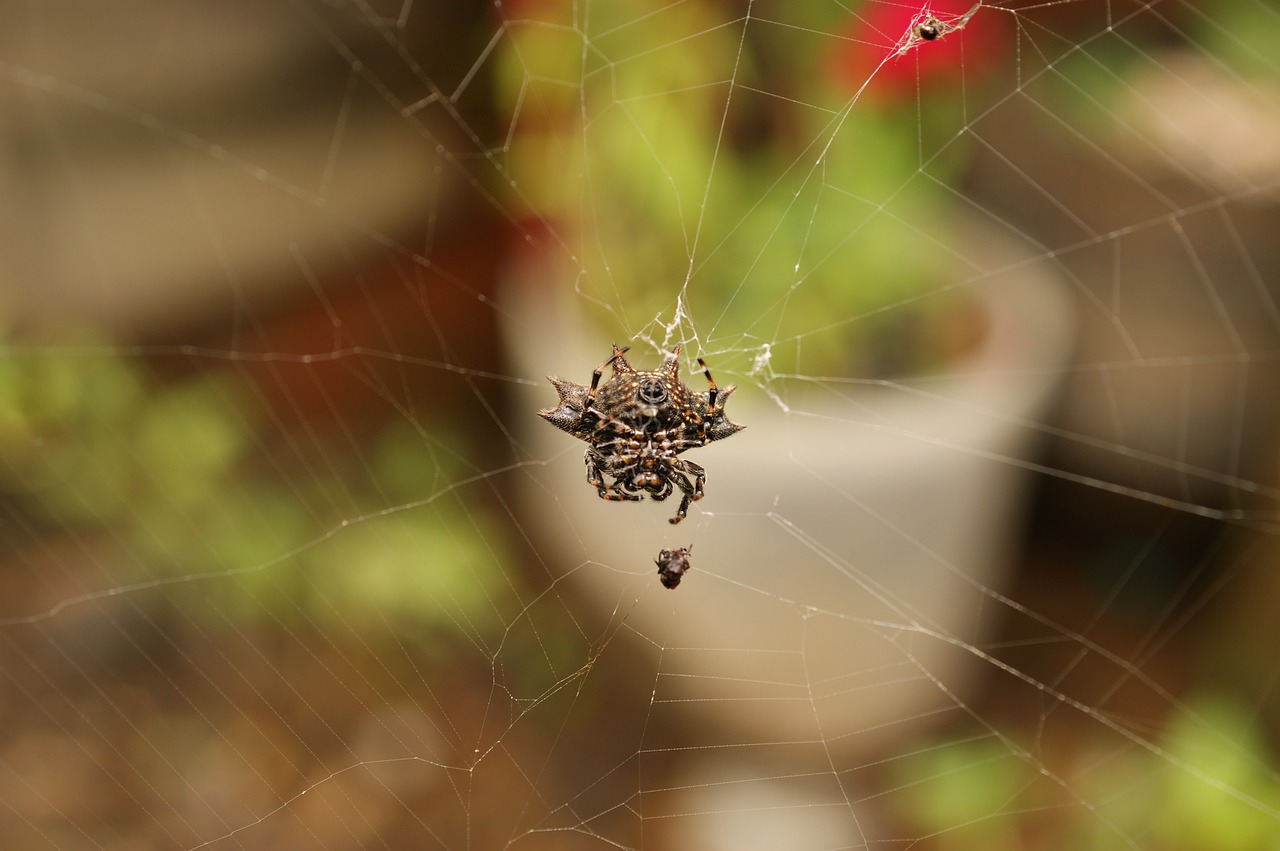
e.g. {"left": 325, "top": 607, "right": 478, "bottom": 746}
{"left": 538, "top": 344, "right": 745, "bottom": 525}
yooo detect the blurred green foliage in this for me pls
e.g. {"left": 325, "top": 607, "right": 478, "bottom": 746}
{"left": 1191, "top": 0, "right": 1276, "bottom": 82}
{"left": 496, "top": 1, "right": 973, "bottom": 379}
{"left": 890, "top": 690, "right": 1280, "bottom": 849}
{"left": 0, "top": 338, "right": 515, "bottom": 645}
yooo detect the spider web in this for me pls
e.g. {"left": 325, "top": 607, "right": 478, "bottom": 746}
{"left": 2, "top": 1, "right": 1279, "bottom": 848}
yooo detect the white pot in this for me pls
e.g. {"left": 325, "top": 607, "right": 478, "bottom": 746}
{"left": 503, "top": 220, "right": 1076, "bottom": 756}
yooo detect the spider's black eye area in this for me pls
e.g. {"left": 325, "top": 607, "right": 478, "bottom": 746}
{"left": 637, "top": 378, "right": 668, "bottom": 405}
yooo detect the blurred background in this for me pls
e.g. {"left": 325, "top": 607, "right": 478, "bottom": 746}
{"left": 1, "top": 1, "right": 1279, "bottom": 848}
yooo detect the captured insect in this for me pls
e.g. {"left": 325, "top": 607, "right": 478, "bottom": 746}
{"left": 897, "top": 3, "right": 982, "bottom": 57}
{"left": 539, "top": 344, "right": 744, "bottom": 525}
{"left": 655, "top": 546, "right": 693, "bottom": 590}
{"left": 914, "top": 18, "right": 941, "bottom": 41}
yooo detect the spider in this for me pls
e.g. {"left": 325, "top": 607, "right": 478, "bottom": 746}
{"left": 539, "top": 343, "right": 745, "bottom": 525}
{"left": 655, "top": 546, "right": 693, "bottom": 590}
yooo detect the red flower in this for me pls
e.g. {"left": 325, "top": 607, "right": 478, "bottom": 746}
{"left": 828, "top": 1, "right": 1010, "bottom": 103}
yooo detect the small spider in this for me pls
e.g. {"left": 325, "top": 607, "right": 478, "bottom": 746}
{"left": 539, "top": 344, "right": 745, "bottom": 524}
{"left": 655, "top": 546, "right": 693, "bottom": 589}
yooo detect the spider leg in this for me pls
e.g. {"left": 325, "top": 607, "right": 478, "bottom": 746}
{"left": 586, "top": 345, "right": 630, "bottom": 404}
{"left": 585, "top": 450, "right": 641, "bottom": 502}
{"left": 666, "top": 460, "right": 705, "bottom": 525}
{"left": 682, "top": 460, "right": 706, "bottom": 504}
{"left": 696, "top": 357, "right": 718, "bottom": 415}
{"left": 669, "top": 480, "right": 694, "bottom": 525}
